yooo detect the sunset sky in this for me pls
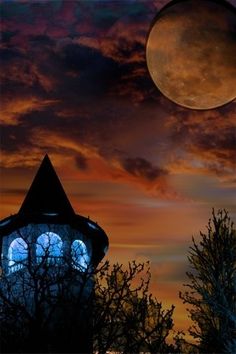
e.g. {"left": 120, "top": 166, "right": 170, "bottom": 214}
{"left": 1, "top": 0, "right": 236, "bottom": 338}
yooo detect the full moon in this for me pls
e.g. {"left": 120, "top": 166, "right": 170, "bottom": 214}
{"left": 146, "top": 0, "right": 236, "bottom": 110}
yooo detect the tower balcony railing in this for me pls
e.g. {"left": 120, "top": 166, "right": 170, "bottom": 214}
{"left": 7, "top": 256, "right": 63, "bottom": 274}
{"left": 7, "top": 255, "right": 89, "bottom": 275}
{"left": 8, "top": 262, "right": 24, "bottom": 274}
{"left": 36, "top": 256, "right": 63, "bottom": 265}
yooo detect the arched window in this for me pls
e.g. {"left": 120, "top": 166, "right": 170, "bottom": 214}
{"left": 8, "top": 238, "right": 28, "bottom": 273}
{"left": 36, "top": 232, "right": 63, "bottom": 264}
{"left": 71, "top": 240, "right": 90, "bottom": 271}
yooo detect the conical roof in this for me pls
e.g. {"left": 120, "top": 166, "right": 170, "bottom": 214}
{"left": 19, "top": 155, "right": 75, "bottom": 215}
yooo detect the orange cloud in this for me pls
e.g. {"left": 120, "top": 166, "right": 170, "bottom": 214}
{"left": 0, "top": 98, "right": 58, "bottom": 125}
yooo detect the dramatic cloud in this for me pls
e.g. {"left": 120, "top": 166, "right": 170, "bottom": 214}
{"left": 122, "top": 157, "right": 167, "bottom": 181}
{"left": 1, "top": 0, "right": 235, "bottom": 191}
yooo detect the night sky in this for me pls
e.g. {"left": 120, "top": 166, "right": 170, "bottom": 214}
{"left": 1, "top": 0, "right": 236, "bottom": 336}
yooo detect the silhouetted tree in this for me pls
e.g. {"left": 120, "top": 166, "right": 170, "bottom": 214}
{"left": 180, "top": 209, "right": 236, "bottom": 353}
{"left": 172, "top": 331, "right": 199, "bottom": 354}
{"left": 93, "top": 261, "right": 176, "bottom": 353}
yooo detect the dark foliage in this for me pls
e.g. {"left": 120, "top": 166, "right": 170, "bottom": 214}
{"left": 93, "top": 261, "right": 176, "bottom": 353}
{"left": 180, "top": 209, "right": 236, "bottom": 353}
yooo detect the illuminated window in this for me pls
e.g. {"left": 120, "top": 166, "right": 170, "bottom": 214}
{"left": 71, "top": 240, "right": 90, "bottom": 271}
{"left": 8, "top": 238, "right": 28, "bottom": 273}
{"left": 36, "top": 232, "right": 63, "bottom": 264}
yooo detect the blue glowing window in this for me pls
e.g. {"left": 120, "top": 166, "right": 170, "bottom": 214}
{"left": 36, "top": 232, "right": 63, "bottom": 263}
{"left": 71, "top": 240, "right": 90, "bottom": 271}
{"left": 8, "top": 237, "right": 28, "bottom": 273}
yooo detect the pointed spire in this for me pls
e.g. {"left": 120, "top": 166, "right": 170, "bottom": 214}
{"left": 19, "top": 155, "right": 75, "bottom": 215}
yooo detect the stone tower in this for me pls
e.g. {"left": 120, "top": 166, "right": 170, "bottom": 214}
{"left": 0, "top": 155, "right": 109, "bottom": 353}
